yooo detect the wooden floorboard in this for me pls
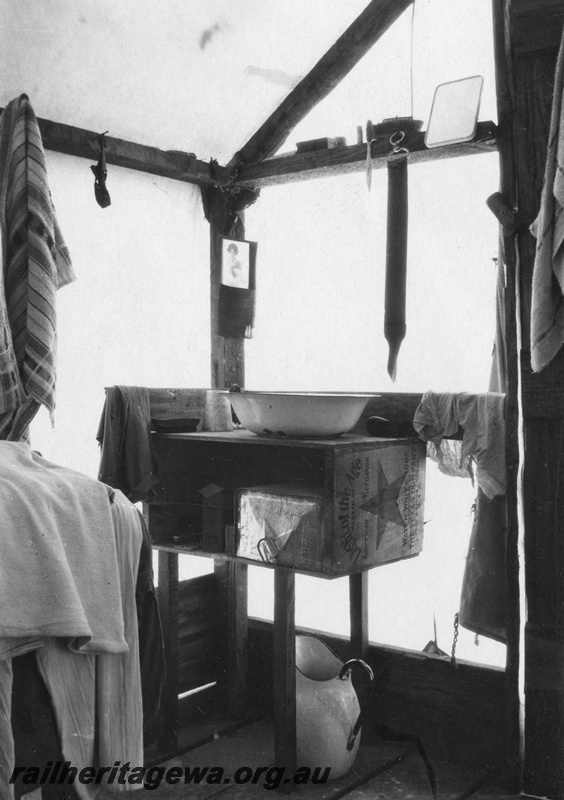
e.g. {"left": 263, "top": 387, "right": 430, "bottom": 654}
{"left": 466, "top": 788, "right": 520, "bottom": 799}
{"left": 90, "top": 717, "right": 516, "bottom": 799}
{"left": 145, "top": 712, "right": 265, "bottom": 768}
{"left": 345, "top": 753, "right": 491, "bottom": 799}
{"left": 214, "top": 742, "right": 411, "bottom": 800}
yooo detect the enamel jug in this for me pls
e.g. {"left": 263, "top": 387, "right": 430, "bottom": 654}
{"left": 295, "top": 634, "right": 374, "bottom": 779}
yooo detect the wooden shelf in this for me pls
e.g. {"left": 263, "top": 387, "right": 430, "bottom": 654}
{"left": 153, "top": 428, "right": 408, "bottom": 447}
{"left": 152, "top": 539, "right": 417, "bottom": 579}
{"left": 232, "top": 121, "right": 497, "bottom": 188}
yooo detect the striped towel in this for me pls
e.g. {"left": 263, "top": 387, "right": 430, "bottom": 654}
{"left": 0, "top": 94, "right": 74, "bottom": 433}
{"left": 530, "top": 30, "right": 564, "bottom": 372}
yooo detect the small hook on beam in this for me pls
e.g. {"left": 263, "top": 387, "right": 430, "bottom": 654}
{"left": 90, "top": 131, "right": 111, "bottom": 208}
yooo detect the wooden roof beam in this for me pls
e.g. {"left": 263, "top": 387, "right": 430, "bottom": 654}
{"left": 229, "top": 0, "right": 414, "bottom": 167}
{"left": 3, "top": 111, "right": 231, "bottom": 188}
{"left": 232, "top": 120, "right": 498, "bottom": 188}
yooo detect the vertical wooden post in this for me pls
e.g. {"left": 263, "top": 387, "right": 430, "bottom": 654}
{"left": 215, "top": 561, "right": 248, "bottom": 718}
{"left": 203, "top": 185, "right": 252, "bottom": 719}
{"left": 203, "top": 186, "right": 246, "bottom": 391}
{"left": 157, "top": 551, "right": 179, "bottom": 754}
{"left": 523, "top": 419, "right": 564, "bottom": 799}
{"left": 491, "top": 0, "right": 522, "bottom": 789}
{"left": 349, "top": 571, "right": 369, "bottom": 660}
{"left": 273, "top": 568, "right": 297, "bottom": 791}
{"left": 499, "top": 3, "right": 564, "bottom": 797}
{"left": 228, "top": 562, "right": 249, "bottom": 717}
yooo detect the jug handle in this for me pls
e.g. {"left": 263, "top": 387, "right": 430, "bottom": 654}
{"left": 339, "top": 659, "right": 375, "bottom": 751}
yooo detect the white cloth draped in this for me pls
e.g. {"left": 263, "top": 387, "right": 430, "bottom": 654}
{"left": 0, "top": 444, "right": 143, "bottom": 798}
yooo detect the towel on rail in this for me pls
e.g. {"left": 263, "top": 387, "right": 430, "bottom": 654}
{"left": 97, "top": 386, "right": 160, "bottom": 503}
{"left": 0, "top": 94, "right": 74, "bottom": 438}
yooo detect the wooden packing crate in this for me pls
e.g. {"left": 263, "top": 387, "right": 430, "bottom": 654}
{"left": 149, "top": 431, "right": 426, "bottom": 576}
{"left": 236, "top": 437, "right": 425, "bottom": 575}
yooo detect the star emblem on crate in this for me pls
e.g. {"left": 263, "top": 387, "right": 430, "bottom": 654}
{"left": 359, "top": 462, "right": 406, "bottom": 546}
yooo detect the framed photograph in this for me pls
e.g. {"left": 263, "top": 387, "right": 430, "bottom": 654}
{"left": 220, "top": 237, "right": 251, "bottom": 289}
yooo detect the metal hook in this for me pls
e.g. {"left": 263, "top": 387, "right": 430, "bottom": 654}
{"left": 387, "top": 130, "right": 410, "bottom": 163}
{"left": 389, "top": 130, "right": 405, "bottom": 148}
{"left": 257, "top": 537, "right": 280, "bottom": 563}
{"left": 88, "top": 130, "right": 109, "bottom": 156}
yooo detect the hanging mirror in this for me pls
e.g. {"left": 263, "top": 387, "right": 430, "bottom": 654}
{"left": 424, "top": 75, "right": 484, "bottom": 148}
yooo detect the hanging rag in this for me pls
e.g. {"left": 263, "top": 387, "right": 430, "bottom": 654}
{"left": 530, "top": 27, "right": 564, "bottom": 372}
{"left": 413, "top": 390, "right": 508, "bottom": 642}
{"left": 0, "top": 94, "right": 74, "bottom": 438}
{"left": 456, "top": 252, "right": 509, "bottom": 642}
{"left": 97, "top": 385, "right": 161, "bottom": 503}
{"left": 458, "top": 488, "right": 508, "bottom": 643}
{"left": 413, "top": 391, "right": 506, "bottom": 500}
{"left": 384, "top": 141, "right": 409, "bottom": 381}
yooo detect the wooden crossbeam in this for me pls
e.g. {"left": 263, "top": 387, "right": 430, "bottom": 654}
{"left": 229, "top": 0, "right": 414, "bottom": 167}
{"left": 232, "top": 120, "right": 498, "bottom": 188}
{"left": 0, "top": 110, "right": 231, "bottom": 188}
{"left": 0, "top": 112, "right": 496, "bottom": 191}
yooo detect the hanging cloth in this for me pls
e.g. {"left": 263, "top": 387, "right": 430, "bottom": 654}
{"left": 413, "top": 385, "right": 509, "bottom": 643}
{"left": 530, "top": 26, "right": 564, "bottom": 371}
{"left": 0, "top": 94, "right": 74, "bottom": 437}
{"left": 458, "top": 242, "right": 510, "bottom": 643}
{"left": 97, "top": 385, "right": 161, "bottom": 503}
{"left": 384, "top": 133, "right": 409, "bottom": 381}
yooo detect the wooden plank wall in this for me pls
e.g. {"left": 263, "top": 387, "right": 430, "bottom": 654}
{"left": 177, "top": 574, "right": 218, "bottom": 694}
{"left": 155, "top": 568, "right": 221, "bottom": 755}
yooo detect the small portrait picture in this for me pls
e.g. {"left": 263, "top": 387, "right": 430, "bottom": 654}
{"left": 221, "top": 238, "right": 250, "bottom": 289}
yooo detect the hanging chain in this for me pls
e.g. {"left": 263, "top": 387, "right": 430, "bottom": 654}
{"left": 451, "top": 612, "right": 459, "bottom": 668}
